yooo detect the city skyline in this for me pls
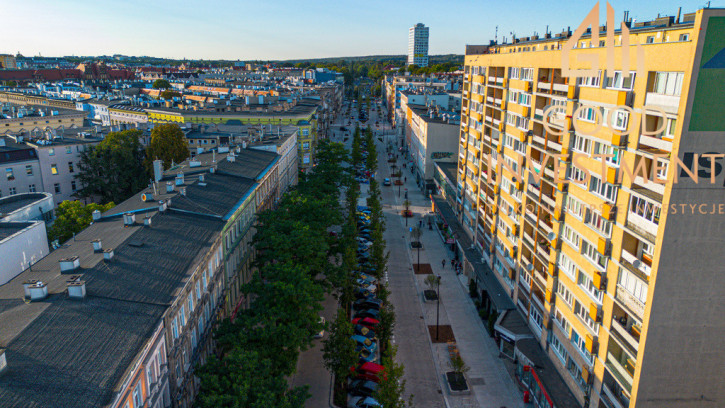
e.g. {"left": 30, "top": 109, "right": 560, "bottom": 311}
{"left": 1, "top": 0, "right": 712, "bottom": 61}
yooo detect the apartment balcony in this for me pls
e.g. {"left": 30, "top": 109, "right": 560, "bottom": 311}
{"left": 633, "top": 175, "right": 666, "bottom": 196}
{"left": 538, "top": 81, "right": 552, "bottom": 91}
{"left": 620, "top": 247, "right": 652, "bottom": 277}
{"left": 605, "top": 351, "right": 634, "bottom": 394}
{"left": 611, "top": 317, "right": 641, "bottom": 357}
{"left": 626, "top": 212, "right": 659, "bottom": 241}
{"left": 600, "top": 381, "right": 628, "bottom": 408}
{"left": 638, "top": 134, "right": 673, "bottom": 152}
{"left": 615, "top": 284, "right": 646, "bottom": 319}
{"left": 553, "top": 83, "right": 569, "bottom": 93}
{"left": 540, "top": 193, "right": 556, "bottom": 212}
{"left": 644, "top": 92, "right": 680, "bottom": 115}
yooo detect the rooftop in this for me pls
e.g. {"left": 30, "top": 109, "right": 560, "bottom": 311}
{"left": 0, "top": 222, "right": 34, "bottom": 241}
{"left": 0, "top": 193, "right": 49, "bottom": 217}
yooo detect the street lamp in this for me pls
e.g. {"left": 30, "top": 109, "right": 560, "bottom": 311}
{"left": 436, "top": 274, "right": 442, "bottom": 341}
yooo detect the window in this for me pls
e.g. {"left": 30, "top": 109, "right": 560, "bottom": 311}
{"left": 71, "top": 181, "right": 76, "bottom": 191}
{"left": 133, "top": 382, "right": 143, "bottom": 408}
{"left": 558, "top": 252, "right": 578, "bottom": 281}
{"left": 9, "top": 187, "right": 16, "bottom": 195}
{"left": 572, "top": 134, "right": 592, "bottom": 153}
{"left": 196, "top": 281, "right": 201, "bottom": 300}
{"left": 566, "top": 195, "right": 586, "bottom": 219}
{"left": 576, "top": 71, "right": 601, "bottom": 87}
{"left": 571, "top": 329, "right": 595, "bottom": 364}
{"left": 569, "top": 166, "right": 588, "bottom": 185}
{"left": 48, "top": 148, "right": 55, "bottom": 156}
{"left": 611, "top": 110, "right": 629, "bottom": 131}
{"left": 656, "top": 158, "right": 669, "bottom": 181}
{"left": 172, "top": 318, "right": 179, "bottom": 339}
{"left": 605, "top": 71, "right": 636, "bottom": 90}
{"left": 191, "top": 328, "right": 198, "bottom": 350}
{"left": 562, "top": 225, "right": 581, "bottom": 249}
{"left": 519, "top": 92, "right": 531, "bottom": 106}
{"left": 554, "top": 307, "right": 572, "bottom": 334}
{"left": 54, "top": 183, "right": 61, "bottom": 194}
{"left": 188, "top": 292, "right": 194, "bottom": 313}
{"left": 29, "top": 184, "right": 36, "bottom": 192}
{"left": 598, "top": 40, "right": 606, "bottom": 47}
{"left": 26, "top": 165, "right": 33, "bottom": 175}
{"left": 679, "top": 33, "right": 690, "bottom": 41}
{"left": 589, "top": 175, "right": 618, "bottom": 202}
{"left": 550, "top": 334, "right": 569, "bottom": 363}
{"left": 578, "top": 270, "right": 603, "bottom": 303}
{"left": 582, "top": 239, "right": 607, "bottom": 270}
{"left": 629, "top": 195, "right": 661, "bottom": 225}
{"left": 646, "top": 36, "right": 655, "bottom": 44}
{"left": 556, "top": 281, "right": 574, "bottom": 307}
{"left": 51, "top": 164, "right": 58, "bottom": 175}
{"left": 68, "top": 162, "right": 74, "bottom": 173}
{"left": 593, "top": 142, "right": 621, "bottom": 166}
{"left": 5, "top": 168, "right": 13, "bottom": 181}
{"left": 586, "top": 210, "right": 612, "bottom": 237}
{"left": 653, "top": 71, "right": 684, "bottom": 96}
{"left": 179, "top": 305, "right": 186, "bottom": 327}
{"left": 618, "top": 267, "right": 648, "bottom": 304}
{"left": 577, "top": 106, "right": 599, "bottom": 122}
{"left": 530, "top": 306, "right": 544, "bottom": 331}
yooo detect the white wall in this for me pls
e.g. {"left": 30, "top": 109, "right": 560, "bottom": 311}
{"left": 0, "top": 222, "right": 48, "bottom": 285}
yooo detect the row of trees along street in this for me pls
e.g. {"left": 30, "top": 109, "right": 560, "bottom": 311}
{"left": 322, "top": 123, "right": 413, "bottom": 407}
{"left": 49, "top": 123, "right": 190, "bottom": 244}
{"left": 193, "top": 141, "right": 350, "bottom": 407}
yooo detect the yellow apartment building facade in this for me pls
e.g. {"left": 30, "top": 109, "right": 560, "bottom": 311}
{"left": 458, "top": 8, "right": 725, "bottom": 408}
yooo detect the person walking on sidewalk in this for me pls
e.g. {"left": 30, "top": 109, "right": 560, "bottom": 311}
{"left": 441, "top": 259, "right": 446, "bottom": 269}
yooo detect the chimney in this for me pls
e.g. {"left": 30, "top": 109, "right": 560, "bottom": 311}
{"left": 103, "top": 248, "right": 114, "bottom": 262}
{"left": 92, "top": 209, "right": 101, "bottom": 221}
{"left": 199, "top": 174, "right": 205, "bottom": 182}
{"left": 175, "top": 173, "right": 185, "bottom": 185}
{"left": 67, "top": 276, "right": 86, "bottom": 299}
{"left": 180, "top": 187, "right": 187, "bottom": 196}
{"left": 676, "top": 7, "right": 682, "bottom": 24}
{"left": 159, "top": 200, "right": 167, "bottom": 212}
{"left": 22, "top": 279, "right": 39, "bottom": 298}
{"left": 91, "top": 239, "right": 102, "bottom": 252}
{"left": 123, "top": 212, "right": 136, "bottom": 226}
{"left": 0, "top": 348, "right": 6, "bottom": 375}
{"left": 143, "top": 216, "right": 152, "bottom": 227}
{"left": 59, "top": 256, "right": 80, "bottom": 272}
{"left": 0, "top": 138, "right": 5, "bottom": 148}
{"left": 153, "top": 159, "right": 163, "bottom": 182}
{"left": 166, "top": 182, "right": 174, "bottom": 193}
{"left": 26, "top": 281, "right": 48, "bottom": 301}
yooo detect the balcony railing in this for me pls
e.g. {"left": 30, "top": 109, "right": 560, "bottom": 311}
{"left": 644, "top": 92, "right": 680, "bottom": 114}
{"left": 620, "top": 248, "right": 652, "bottom": 277}
{"left": 606, "top": 352, "right": 634, "bottom": 393}
{"left": 638, "top": 134, "right": 673, "bottom": 151}
{"left": 615, "top": 284, "right": 645, "bottom": 318}
{"left": 611, "top": 317, "right": 640, "bottom": 356}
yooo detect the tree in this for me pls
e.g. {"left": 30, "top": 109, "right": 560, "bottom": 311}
{"left": 448, "top": 354, "right": 470, "bottom": 376}
{"left": 374, "top": 345, "right": 414, "bottom": 408}
{"left": 377, "top": 303, "right": 396, "bottom": 354}
{"left": 144, "top": 123, "right": 189, "bottom": 173}
{"left": 160, "top": 90, "right": 181, "bottom": 99}
{"left": 47, "top": 200, "right": 115, "bottom": 243}
{"left": 75, "top": 129, "right": 148, "bottom": 204}
{"left": 152, "top": 79, "right": 171, "bottom": 89}
{"left": 322, "top": 309, "right": 359, "bottom": 386}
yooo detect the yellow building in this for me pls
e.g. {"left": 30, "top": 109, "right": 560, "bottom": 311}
{"left": 0, "top": 54, "right": 16, "bottom": 70}
{"left": 459, "top": 8, "right": 725, "bottom": 408}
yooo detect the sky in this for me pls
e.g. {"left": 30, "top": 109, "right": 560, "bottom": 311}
{"left": 0, "top": 0, "right": 717, "bottom": 61}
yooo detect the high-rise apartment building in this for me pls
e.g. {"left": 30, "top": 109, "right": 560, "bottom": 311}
{"left": 458, "top": 7, "right": 725, "bottom": 408}
{"left": 408, "top": 23, "right": 429, "bottom": 67}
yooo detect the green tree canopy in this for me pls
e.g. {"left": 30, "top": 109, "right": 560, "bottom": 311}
{"left": 322, "top": 309, "right": 359, "bottom": 385}
{"left": 152, "top": 79, "right": 171, "bottom": 89}
{"left": 48, "top": 200, "right": 115, "bottom": 243}
{"left": 144, "top": 123, "right": 189, "bottom": 173}
{"left": 75, "top": 129, "right": 148, "bottom": 204}
{"left": 160, "top": 90, "right": 181, "bottom": 99}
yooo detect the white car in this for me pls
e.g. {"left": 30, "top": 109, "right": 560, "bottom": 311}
{"left": 314, "top": 316, "right": 325, "bottom": 339}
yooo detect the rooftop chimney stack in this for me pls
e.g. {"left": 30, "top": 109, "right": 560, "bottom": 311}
{"left": 59, "top": 256, "right": 80, "bottom": 272}
{"left": 123, "top": 212, "right": 136, "bottom": 226}
{"left": 91, "top": 239, "right": 102, "bottom": 253}
{"left": 103, "top": 248, "right": 114, "bottom": 262}
{"left": 67, "top": 276, "right": 86, "bottom": 299}
{"left": 92, "top": 210, "right": 101, "bottom": 221}
{"left": 153, "top": 159, "right": 163, "bottom": 182}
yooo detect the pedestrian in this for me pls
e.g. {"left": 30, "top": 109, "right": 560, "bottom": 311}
{"left": 404, "top": 176, "right": 407, "bottom": 183}
{"left": 419, "top": 219, "right": 423, "bottom": 228}
{"left": 442, "top": 259, "right": 446, "bottom": 269}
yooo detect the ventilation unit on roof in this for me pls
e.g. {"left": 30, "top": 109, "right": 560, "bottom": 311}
{"left": 159, "top": 200, "right": 167, "bottom": 212}
{"left": 175, "top": 173, "right": 185, "bottom": 185}
{"left": 91, "top": 239, "right": 102, "bottom": 253}
{"left": 227, "top": 155, "right": 236, "bottom": 162}
{"left": 22, "top": 279, "right": 39, "bottom": 298}
{"left": 27, "top": 281, "right": 48, "bottom": 301}
{"left": 180, "top": 187, "right": 187, "bottom": 196}
{"left": 66, "top": 276, "right": 86, "bottom": 299}
{"left": 144, "top": 216, "right": 152, "bottom": 227}
{"left": 92, "top": 209, "right": 101, "bottom": 221}
{"left": 189, "top": 160, "right": 201, "bottom": 168}
{"left": 199, "top": 174, "right": 205, "bottom": 183}
{"left": 60, "top": 256, "right": 80, "bottom": 272}
{"left": 0, "top": 348, "right": 6, "bottom": 375}
{"left": 166, "top": 182, "right": 174, "bottom": 193}
{"left": 141, "top": 193, "right": 154, "bottom": 202}
{"left": 123, "top": 212, "right": 136, "bottom": 226}
{"left": 103, "top": 248, "right": 114, "bottom": 261}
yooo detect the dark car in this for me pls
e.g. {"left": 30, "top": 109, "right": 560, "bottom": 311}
{"left": 383, "top": 178, "right": 391, "bottom": 186}
{"left": 349, "top": 379, "right": 379, "bottom": 398}
{"left": 353, "top": 298, "right": 383, "bottom": 311}
{"left": 354, "top": 287, "right": 375, "bottom": 300}
{"left": 353, "top": 324, "right": 377, "bottom": 339}
{"left": 354, "top": 309, "right": 380, "bottom": 320}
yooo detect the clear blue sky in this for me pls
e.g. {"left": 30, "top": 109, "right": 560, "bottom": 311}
{"left": 0, "top": 0, "right": 716, "bottom": 60}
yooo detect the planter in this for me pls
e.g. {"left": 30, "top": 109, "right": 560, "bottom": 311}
{"left": 445, "top": 372, "right": 470, "bottom": 395}
{"left": 423, "top": 290, "right": 438, "bottom": 301}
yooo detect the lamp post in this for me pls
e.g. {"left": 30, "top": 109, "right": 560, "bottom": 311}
{"left": 436, "top": 274, "right": 442, "bottom": 341}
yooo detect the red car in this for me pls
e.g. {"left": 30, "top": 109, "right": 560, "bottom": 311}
{"left": 352, "top": 317, "right": 380, "bottom": 330}
{"left": 352, "top": 362, "right": 386, "bottom": 383}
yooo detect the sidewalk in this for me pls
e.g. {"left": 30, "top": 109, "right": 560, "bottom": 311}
{"left": 379, "top": 134, "right": 523, "bottom": 408}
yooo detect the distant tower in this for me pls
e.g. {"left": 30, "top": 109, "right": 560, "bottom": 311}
{"left": 408, "top": 23, "right": 429, "bottom": 67}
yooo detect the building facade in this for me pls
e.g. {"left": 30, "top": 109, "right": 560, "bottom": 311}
{"left": 408, "top": 23, "right": 430, "bottom": 67}
{"left": 457, "top": 8, "right": 725, "bottom": 408}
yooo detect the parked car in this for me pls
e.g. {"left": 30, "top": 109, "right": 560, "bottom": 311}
{"left": 353, "top": 298, "right": 383, "bottom": 311}
{"left": 383, "top": 178, "right": 391, "bottom": 186}
{"left": 356, "top": 237, "right": 372, "bottom": 245}
{"left": 353, "top": 288, "right": 375, "bottom": 300}
{"left": 352, "top": 334, "right": 378, "bottom": 353}
{"left": 314, "top": 316, "right": 325, "bottom": 339}
{"left": 353, "top": 324, "right": 377, "bottom": 339}
{"left": 352, "top": 317, "right": 380, "bottom": 329}
{"left": 348, "top": 379, "right": 379, "bottom": 398}
{"left": 354, "top": 308, "right": 380, "bottom": 320}
{"left": 348, "top": 396, "right": 381, "bottom": 408}
{"left": 356, "top": 276, "right": 377, "bottom": 286}
{"left": 356, "top": 282, "right": 376, "bottom": 293}
{"left": 353, "top": 362, "right": 386, "bottom": 383}
{"left": 358, "top": 348, "right": 378, "bottom": 364}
